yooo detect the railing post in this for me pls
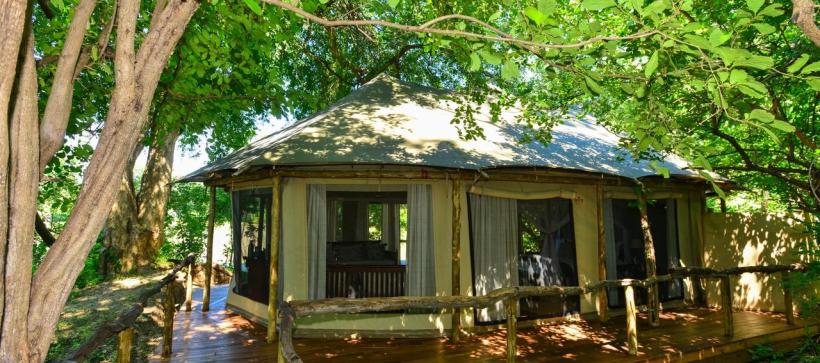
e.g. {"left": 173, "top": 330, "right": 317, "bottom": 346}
{"left": 595, "top": 185, "right": 608, "bottom": 322}
{"left": 506, "top": 297, "right": 518, "bottom": 363}
{"left": 185, "top": 263, "right": 193, "bottom": 312}
{"left": 781, "top": 271, "right": 794, "bottom": 325}
{"left": 625, "top": 285, "right": 638, "bottom": 356}
{"left": 720, "top": 276, "right": 733, "bottom": 337}
{"left": 268, "top": 175, "right": 282, "bottom": 343}
{"left": 116, "top": 327, "right": 133, "bottom": 363}
{"left": 203, "top": 185, "right": 216, "bottom": 312}
{"left": 450, "top": 177, "right": 463, "bottom": 343}
{"left": 637, "top": 192, "right": 660, "bottom": 327}
{"left": 162, "top": 284, "right": 176, "bottom": 358}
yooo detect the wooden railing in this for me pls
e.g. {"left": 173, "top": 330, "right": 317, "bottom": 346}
{"left": 279, "top": 264, "right": 805, "bottom": 363}
{"left": 61, "top": 254, "right": 196, "bottom": 363}
{"left": 326, "top": 265, "right": 406, "bottom": 298}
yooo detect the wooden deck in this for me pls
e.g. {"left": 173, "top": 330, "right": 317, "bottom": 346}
{"left": 151, "top": 286, "right": 818, "bottom": 362}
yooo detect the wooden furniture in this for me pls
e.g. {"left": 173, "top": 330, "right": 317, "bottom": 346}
{"left": 326, "top": 265, "right": 406, "bottom": 298}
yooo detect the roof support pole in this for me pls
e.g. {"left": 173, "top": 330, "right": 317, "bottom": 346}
{"left": 595, "top": 185, "right": 609, "bottom": 322}
{"left": 637, "top": 189, "right": 661, "bottom": 327}
{"left": 202, "top": 186, "right": 216, "bottom": 312}
{"left": 268, "top": 175, "right": 282, "bottom": 343}
{"left": 450, "top": 176, "right": 462, "bottom": 343}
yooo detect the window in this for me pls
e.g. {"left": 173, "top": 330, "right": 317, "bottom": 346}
{"left": 517, "top": 199, "right": 580, "bottom": 319}
{"left": 231, "top": 188, "right": 272, "bottom": 304}
{"left": 605, "top": 199, "right": 682, "bottom": 308}
{"left": 325, "top": 191, "right": 408, "bottom": 298}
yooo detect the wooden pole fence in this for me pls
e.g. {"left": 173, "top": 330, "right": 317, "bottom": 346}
{"left": 115, "top": 328, "right": 133, "bottom": 363}
{"left": 277, "top": 264, "right": 804, "bottom": 363}
{"left": 60, "top": 254, "right": 195, "bottom": 362}
{"left": 203, "top": 185, "right": 216, "bottom": 312}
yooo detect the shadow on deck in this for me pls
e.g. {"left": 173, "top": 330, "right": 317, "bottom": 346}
{"left": 151, "top": 286, "right": 818, "bottom": 362}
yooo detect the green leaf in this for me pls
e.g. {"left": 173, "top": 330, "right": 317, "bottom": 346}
{"left": 538, "top": 0, "right": 557, "bottom": 15}
{"left": 640, "top": 0, "right": 669, "bottom": 16}
{"left": 683, "top": 34, "right": 713, "bottom": 50}
{"left": 478, "top": 50, "right": 502, "bottom": 65}
{"left": 524, "top": 7, "right": 547, "bottom": 26}
{"left": 91, "top": 46, "right": 98, "bottom": 61}
{"left": 581, "top": 0, "right": 616, "bottom": 11}
{"left": 758, "top": 3, "right": 784, "bottom": 16}
{"left": 388, "top": 0, "right": 399, "bottom": 8}
{"left": 243, "top": 0, "right": 262, "bottom": 15}
{"left": 584, "top": 76, "right": 604, "bottom": 94}
{"left": 50, "top": 0, "right": 65, "bottom": 11}
{"left": 644, "top": 51, "right": 659, "bottom": 77}
{"left": 746, "top": 0, "right": 764, "bottom": 13}
{"left": 801, "top": 61, "right": 820, "bottom": 74}
{"left": 728, "top": 69, "right": 747, "bottom": 84}
{"left": 734, "top": 55, "right": 774, "bottom": 70}
{"left": 748, "top": 109, "right": 776, "bottom": 123}
{"left": 806, "top": 77, "right": 820, "bottom": 92}
{"left": 501, "top": 60, "right": 520, "bottom": 81}
{"left": 709, "top": 28, "right": 731, "bottom": 46}
{"left": 770, "top": 120, "right": 796, "bottom": 133}
{"left": 469, "top": 52, "right": 481, "bottom": 72}
{"left": 787, "top": 54, "right": 811, "bottom": 73}
{"left": 751, "top": 23, "right": 775, "bottom": 35}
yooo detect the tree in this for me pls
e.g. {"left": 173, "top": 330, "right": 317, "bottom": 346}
{"left": 1, "top": 0, "right": 198, "bottom": 359}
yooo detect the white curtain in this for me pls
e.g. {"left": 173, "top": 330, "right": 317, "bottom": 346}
{"left": 406, "top": 184, "right": 435, "bottom": 296}
{"left": 307, "top": 184, "right": 327, "bottom": 300}
{"left": 381, "top": 203, "right": 400, "bottom": 252}
{"left": 470, "top": 193, "right": 518, "bottom": 322}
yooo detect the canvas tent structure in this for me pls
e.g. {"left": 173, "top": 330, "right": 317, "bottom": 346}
{"left": 183, "top": 74, "right": 718, "bottom": 337}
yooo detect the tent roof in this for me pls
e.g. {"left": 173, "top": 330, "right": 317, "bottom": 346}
{"left": 182, "top": 75, "right": 705, "bottom": 182}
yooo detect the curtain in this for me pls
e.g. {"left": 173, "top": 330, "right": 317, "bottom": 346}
{"left": 603, "top": 199, "right": 620, "bottom": 305}
{"left": 381, "top": 203, "right": 400, "bottom": 252}
{"left": 406, "top": 184, "right": 435, "bottom": 296}
{"left": 307, "top": 184, "right": 327, "bottom": 300}
{"left": 469, "top": 193, "right": 518, "bottom": 322}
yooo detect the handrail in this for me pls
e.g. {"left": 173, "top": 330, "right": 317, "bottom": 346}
{"left": 62, "top": 254, "right": 196, "bottom": 363}
{"left": 278, "top": 263, "right": 805, "bottom": 363}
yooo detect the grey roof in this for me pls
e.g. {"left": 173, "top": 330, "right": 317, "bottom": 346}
{"left": 182, "top": 75, "right": 703, "bottom": 182}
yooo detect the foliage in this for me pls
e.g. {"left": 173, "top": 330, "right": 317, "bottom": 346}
{"left": 160, "top": 183, "right": 231, "bottom": 263}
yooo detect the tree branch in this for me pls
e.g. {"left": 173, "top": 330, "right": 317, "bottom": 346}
{"left": 34, "top": 212, "right": 56, "bottom": 247}
{"left": 262, "top": 0, "right": 660, "bottom": 50}
{"left": 39, "top": 0, "right": 98, "bottom": 175}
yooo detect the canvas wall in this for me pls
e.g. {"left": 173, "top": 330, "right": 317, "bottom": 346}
{"left": 702, "top": 212, "right": 815, "bottom": 312}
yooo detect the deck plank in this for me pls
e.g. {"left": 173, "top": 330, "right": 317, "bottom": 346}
{"left": 150, "top": 286, "right": 818, "bottom": 362}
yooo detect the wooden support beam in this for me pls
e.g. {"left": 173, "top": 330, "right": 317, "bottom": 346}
{"left": 720, "top": 276, "right": 734, "bottom": 337}
{"left": 116, "top": 328, "right": 133, "bottom": 363}
{"left": 268, "top": 175, "right": 282, "bottom": 343}
{"left": 595, "top": 185, "right": 608, "bottom": 322}
{"left": 162, "top": 284, "right": 175, "bottom": 358}
{"left": 625, "top": 285, "right": 638, "bottom": 356}
{"left": 637, "top": 191, "right": 660, "bottom": 327}
{"left": 782, "top": 271, "right": 794, "bottom": 325}
{"left": 203, "top": 186, "right": 216, "bottom": 312}
{"left": 451, "top": 177, "right": 463, "bottom": 343}
{"left": 185, "top": 264, "right": 193, "bottom": 312}
{"left": 505, "top": 298, "right": 517, "bottom": 363}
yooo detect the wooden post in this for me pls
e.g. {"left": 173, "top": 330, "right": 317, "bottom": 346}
{"left": 451, "top": 177, "right": 462, "bottom": 343}
{"left": 267, "top": 175, "right": 282, "bottom": 343}
{"left": 625, "top": 285, "right": 638, "bottom": 356}
{"left": 782, "top": 271, "right": 794, "bottom": 325}
{"left": 116, "top": 328, "right": 133, "bottom": 363}
{"left": 185, "top": 264, "right": 193, "bottom": 312}
{"left": 720, "top": 275, "right": 733, "bottom": 337}
{"left": 161, "top": 284, "right": 175, "bottom": 358}
{"left": 203, "top": 186, "right": 216, "bottom": 312}
{"left": 637, "top": 191, "right": 660, "bottom": 327}
{"left": 596, "top": 185, "right": 608, "bottom": 322}
{"left": 506, "top": 298, "right": 517, "bottom": 363}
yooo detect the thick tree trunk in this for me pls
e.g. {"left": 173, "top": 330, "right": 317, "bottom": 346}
{"left": 105, "top": 154, "right": 140, "bottom": 273}
{"left": 23, "top": 0, "right": 199, "bottom": 359}
{"left": 111, "top": 128, "right": 180, "bottom": 271}
{"left": 1, "top": 18, "right": 39, "bottom": 362}
{"left": 0, "top": 1, "right": 29, "bottom": 346}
